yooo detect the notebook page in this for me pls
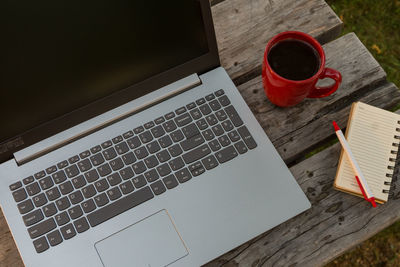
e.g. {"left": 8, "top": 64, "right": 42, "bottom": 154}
{"left": 335, "top": 102, "right": 400, "bottom": 202}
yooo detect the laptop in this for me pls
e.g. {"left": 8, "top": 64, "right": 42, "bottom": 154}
{"left": 0, "top": 1, "right": 311, "bottom": 266}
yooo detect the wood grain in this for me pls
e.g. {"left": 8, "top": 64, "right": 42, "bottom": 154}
{"left": 212, "top": 0, "right": 343, "bottom": 85}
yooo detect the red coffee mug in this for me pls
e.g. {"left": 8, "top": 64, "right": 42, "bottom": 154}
{"left": 262, "top": 31, "right": 342, "bottom": 107}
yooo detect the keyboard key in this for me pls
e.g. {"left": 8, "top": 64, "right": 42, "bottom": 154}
{"left": 55, "top": 211, "right": 71, "bottom": 227}
{"left": 218, "top": 95, "right": 231, "bottom": 106}
{"left": 42, "top": 203, "right": 57, "bottom": 217}
{"left": 150, "top": 181, "right": 166, "bottom": 195}
{"left": 174, "top": 113, "right": 192, "bottom": 127}
{"left": 168, "top": 144, "right": 183, "bottom": 157}
{"left": 139, "top": 131, "right": 153, "bottom": 143}
{"left": 90, "top": 146, "right": 102, "bottom": 154}
{"left": 34, "top": 171, "right": 46, "bottom": 180}
{"left": 164, "top": 112, "right": 175, "bottom": 120}
{"left": 155, "top": 117, "right": 165, "bottom": 125}
{"left": 212, "top": 124, "right": 224, "bottom": 136}
{"left": 95, "top": 179, "right": 110, "bottom": 192}
{"left": 82, "top": 184, "right": 96, "bottom": 198}
{"left": 87, "top": 187, "right": 154, "bottom": 227}
{"left": 94, "top": 193, "right": 109, "bottom": 207}
{"left": 144, "top": 169, "right": 159, "bottom": 183}
{"left": 163, "top": 120, "right": 178, "bottom": 132}
{"left": 23, "top": 209, "right": 44, "bottom": 226}
{"left": 134, "top": 146, "right": 149, "bottom": 160}
{"left": 52, "top": 170, "right": 67, "bottom": 184}
{"left": 107, "top": 173, "right": 122, "bottom": 186}
{"left": 122, "top": 131, "right": 134, "bottom": 139}
{"left": 132, "top": 175, "right": 147, "bottom": 188}
{"left": 85, "top": 169, "right": 99, "bottom": 183}
{"left": 47, "top": 230, "right": 63, "bottom": 247}
{"left": 196, "top": 118, "right": 208, "bottom": 130}
{"left": 215, "top": 89, "right": 225, "bottom": 97}
{"left": 132, "top": 161, "right": 147, "bottom": 175}
{"left": 68, "top": 155, "right": 80, "bottom": 164}
{"left": 77, "top": 159, "right": 92, "bottom": 172}
{"left": 225, "top": 106, "right": 243, "bottom": 127}
{"left": 107, "top": 187, "right": 122, "bottom": 201}
{"left": 9, "top": 181, "right": 22, "bottom": 191}
{"left": 175, "top": 168, "right": 192, "bottom": 183}
{"left": 23, "top": 176, "right": 35, "bottom": 185}
{"left": 110, "top": 157, "right": 124, "bottom": 171}
{"left": 56, "top": 197, "right": 71, "bottom": 211}
{"left": 163, "top": 174, "right": 178, "bottom": 189}
{"left": 159, "top": 135, "right": 173, "bottom": 148}
{"left": 112, "top": 135, "right": 123, "bottom": 144}
{"left": 46, "top": 187, "right": 61, "bottom": 201}
{"left": 156, "top": 150, "right": 171, "bottom": 163}
{"left": 115, "top": 142, "right": 129, "bottom": 155}
{"left": 186, "top": 102, "right": 196, "bottom": 110}
{"left": 180, "top": 134, "right": 204, "bottom": 151}
{"left": 127, "top": 136, "right": 141, "bottom": 149}
{"left": 90, "top": 153, "right": 105, "bottom": 166}
{"left": 209, "top": 99, "right": 221, "bottom": 111}
{"left": 119, "top": 167, "right": 135, "bottom": 180}
{"left": 202, "top": 129, "right": 215, "bottom": 141}
{"left": 33, "top": 236, "right": 49, "bottom": 253}
{"left": 39, "top": 176, "right": 54, "bottom": 190}
{"left": 26, "top": 182, "right": 41, "bottom": 196}
{"left": 144, "top": 155, "right": 159, "bottom": 168}
{"left": 237, "top": 126, "right": 257, "bottom": 149}
{"left": 59, "top": 181, "right": 74, "bottom": 195}
{"left": 17, "top": 199, "right": 34, "bottom": 214}
{"left": 169, "top": 157, "right": 185, "bottom": 171}
{"left": 57, "top": 160, "right": 69, "bottom": 169}
{"left": 215, "top": 145, "right": 238, "bottom": 163}
{"left": 119, "top": 181, "right": 135, "bottom": 195}
{"left": 101, "top": 140, "right": 112, "bottom": 149}
{"left": 218, "top": 135, "right": 231, "bottom": 147}
{"left": 68, "top": 205, "right": 83, "bottom": 220}
{"left": 74, "top": 217, "right": 90, "bottom": 233}
{"left": 134, "top": 126, "right": 144, "bottom": 134}
{"left": 222, "top": 120, "right": 234, "bottom": 132}
{"left": 234, "top": 141, "right": 248, "bottom": 154}
{"left": 97, "top": 163, "right": 112, "bottom": 177}
{"left": 33, "top": 193, "right": 47, "bottom": 207}
{"left": 215, "top": 110, "right": 227, "bottom": 121}
{"left": 60, "top": 223, "right": 76, "bottom": 240}
{"left": 122, "top": 152, "right": 136, "bottom": 165}
{"left": 199, "top": 104, "right": 212, "bottom": 115}
{"left": 175, "top": 106, "right": 186, "bottom": 115}
{"left": 209, "top": 139, "right": 221, "bottom": 152}
{"left": 79, "top": 150, "right": 91, "bottom": 159}
{"left": 28, "top": 218, "right": 56, "bottom": 238}
{"left": 65, "top": 165, "right": 79, "bottom": 178}
{"left": 151, "top": 125, "right": 165, "bottom": 138}
{"left": 103, "top": 147, "right": 117, "bottom": 160}
{"left": 206, "top": 114, "right": 218, "bottom": 126}
{"left": 157, "top": 163, "right": 172, "bottom": 177}
{"left": 228, "top": 130, "right": 241, "bottom": 142}
{"left": 71, "top": 175, "right": 86, "bottom": 189}
{"left": 45, "top": 166, "right": 57, "bottom": 175}
{"left": 189, "top": 108, "right": 202, "bottom": 120}
{"left": 146, "top": 140, "right": 161, "bottom": 154}
{"left": 182, "top": 144, "right": 211, "bottom": 164}
{"left": 170, "top": 129, "right": 184, "bottom": 142}
{"left": 182, "top": 123, "right": 200, "bottom": 139}
{"left": 196, "top": 98, "right": 206, "bottom": 105}
{"left": 12, "top": 188, "right": 27, "bottom": 202}
{"left": 205, "top": 93, "right": 215, "bottom": 101}
{"left": 81, "top": 199, "right": 96, "bottom": 213}
{"left": 69, "top": 191, "right": 84, "bottom": 205}
{"left": 189, "top": 162, "right": 205, "bottom": 177}
{"left": 202, "top": 155, "right": 219, "bottom": 170}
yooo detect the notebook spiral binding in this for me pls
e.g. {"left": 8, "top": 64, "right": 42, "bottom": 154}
{"left": 383, "top": 121, "right": 400, "bottom": 196}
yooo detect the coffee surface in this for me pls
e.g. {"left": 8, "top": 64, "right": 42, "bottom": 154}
{"left": 268, "top": 39, "right": 320, "bottom": 81}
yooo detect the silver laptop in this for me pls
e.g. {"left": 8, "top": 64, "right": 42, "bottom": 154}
{"left": 0, "top": 1, "right": 310, "bottom": 266}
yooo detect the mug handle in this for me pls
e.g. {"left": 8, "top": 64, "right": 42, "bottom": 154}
{"left": 307, "top": 68, "right": 342, "bottom": 98}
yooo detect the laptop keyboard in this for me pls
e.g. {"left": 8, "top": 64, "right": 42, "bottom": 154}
{"left": 8, "top": 89, "right": 257, "bottom": 253}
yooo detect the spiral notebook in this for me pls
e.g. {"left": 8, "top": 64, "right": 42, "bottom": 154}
{"left": 334, "top": 102, "right": 400, "bottom": 204}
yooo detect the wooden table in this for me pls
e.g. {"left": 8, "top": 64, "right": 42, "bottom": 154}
{"left": 1, "top": 0, "right": 400, "bottom": 266}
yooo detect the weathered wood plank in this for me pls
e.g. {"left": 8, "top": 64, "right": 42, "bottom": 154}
{"left": 212, "top": 0, "right": 343, "bottom": 85}
{"left": 235, "top": 32, "right": 398, "bottom": 165}
{"left": 0, "top": 209, "right": 23, "bottom": 267}
{"left": 205, "top": 82, "right": 400, "bottom": 266}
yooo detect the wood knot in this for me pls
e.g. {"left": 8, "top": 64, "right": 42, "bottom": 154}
{"left": 315, "top": 192, "right": 329, "bottom": 203}
{"left": 339, "top": 216, "right": 345, "bottom": 222}
{"left": 325, "top": 202, "right": 343, "bottom": 213}
{"left": 307, "top": 171, "right": 314, "bottom": 177}
{"left": 253, "top": 89, "right": 258, "bottom": 94}
{"left": 321, "top": 235, "right": 331, "bottom": 241}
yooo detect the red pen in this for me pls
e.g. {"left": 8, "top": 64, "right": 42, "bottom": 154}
{"left": 333, "top": 121, "right": 377, "bottom": 207}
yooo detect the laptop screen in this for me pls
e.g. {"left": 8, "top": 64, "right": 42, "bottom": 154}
{"left": 0, "top": 1, "right": 210, "bottom": 147}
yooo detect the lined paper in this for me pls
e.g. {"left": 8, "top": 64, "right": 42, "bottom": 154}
{"left": 334, "top": 102, "right": 400, "bottom": 202}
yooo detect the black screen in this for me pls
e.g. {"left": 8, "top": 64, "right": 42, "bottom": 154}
{"left": 0, "top": 0, "right": 209, "bottom": 143}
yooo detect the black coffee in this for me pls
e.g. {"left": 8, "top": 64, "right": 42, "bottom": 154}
{"left": 267, "top": 39, "right": 320, "bottom": 81}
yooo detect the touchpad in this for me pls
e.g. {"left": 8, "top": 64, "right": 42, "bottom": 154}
{"left": 95, "top": 210, "right": 188, "bottom": 267}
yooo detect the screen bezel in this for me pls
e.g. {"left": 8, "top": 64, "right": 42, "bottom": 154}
{"left": 0, "top": 0, "right": 220, "bottom": 163}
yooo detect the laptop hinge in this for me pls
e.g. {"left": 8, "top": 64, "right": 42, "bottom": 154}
{"left": 14, "top": 73, "right": 201, "bottom": 165}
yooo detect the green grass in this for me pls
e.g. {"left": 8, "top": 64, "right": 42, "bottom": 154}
{"left": 323, "top": 0, "right": 400, "bottom": 266}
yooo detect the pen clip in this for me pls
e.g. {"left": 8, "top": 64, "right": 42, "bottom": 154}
{"left": 355, "top": 175, "right": 377, "bottom": 208}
